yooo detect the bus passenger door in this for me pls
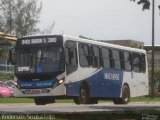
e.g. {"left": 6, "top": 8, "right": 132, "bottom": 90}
{"left": 65, "top": 41, "right": 79, "bottom": 96}
{"left": 65, "top": 41, "right": 78, "bottom": 75}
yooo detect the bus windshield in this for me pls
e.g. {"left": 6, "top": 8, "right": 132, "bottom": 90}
{"left": 15, "top": 47, "right": 64, "bottom": 74}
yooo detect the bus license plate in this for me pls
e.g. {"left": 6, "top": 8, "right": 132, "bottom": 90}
{"left": 25, "top": 89, "right": 41, "bottom": 94}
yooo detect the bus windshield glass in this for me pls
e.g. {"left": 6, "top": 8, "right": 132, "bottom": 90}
{"left": 15, "top": 47, "right": 64, "bottom": 74}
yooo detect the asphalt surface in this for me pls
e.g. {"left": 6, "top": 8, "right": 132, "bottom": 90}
{"left": 0, "top": 103, "right": 160, "bottom": 120}
{"left": 0, "top": 102, "right": 160, "bottom": 114}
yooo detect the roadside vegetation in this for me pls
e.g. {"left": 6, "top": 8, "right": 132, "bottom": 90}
{"left": 0, "top": 97, "right": 160, "bottom": 103}
{"left": 0, "top": 73, "right": 14, "bottom": 81}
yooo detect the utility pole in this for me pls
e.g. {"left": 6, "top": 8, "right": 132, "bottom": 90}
{"left": 151, "top": 0, "right": 155, "bottom": 98}
{"left": 9, "top": 0, "right": 12, "bottom": 34}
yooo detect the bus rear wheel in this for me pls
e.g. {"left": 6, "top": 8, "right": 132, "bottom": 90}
{"left": 113, "top": 85, "right": 130, "bottom": 104}
{"left": 89, "top": 98, "right": 98, "bottom": 104}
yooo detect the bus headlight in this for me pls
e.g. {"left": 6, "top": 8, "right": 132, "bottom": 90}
{"left": 58, "top": 79, "right": 64, "bottom": 84}
{"left": 53, "top": 79, "right": 64, "bottom": 88}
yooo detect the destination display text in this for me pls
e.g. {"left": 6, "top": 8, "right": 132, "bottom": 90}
{"left": 21, "top": 38, "right": 57, "bottom": 45}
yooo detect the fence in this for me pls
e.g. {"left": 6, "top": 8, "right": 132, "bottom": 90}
{"left": 0, "top": 64, "right": 14, "bottom": 73}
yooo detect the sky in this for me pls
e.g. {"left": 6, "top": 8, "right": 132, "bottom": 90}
{"left": 39, "top": 0, "right": 160, "bottom": 45}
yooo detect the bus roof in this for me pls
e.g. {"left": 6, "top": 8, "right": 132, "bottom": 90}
{"left": 63, "top": 35, "right": 146, "bottom": 54}
{"left": 19, "top": 34, "right": 146, "bottom": 54}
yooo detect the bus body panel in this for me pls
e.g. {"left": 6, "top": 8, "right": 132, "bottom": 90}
{"left": 122, "top": 72, "right": 149, "bottom": 98}
{"left": 63, "top": 36, "right": 148, "bottom": 99}
{"left": 12, "top": 35, "right": 149, "bottom": 101}
{"left": 13, "top": 83, "right": 66, "bottom": 97}
{"left": 88, "top": 68, "right": 123, "bottom": 98}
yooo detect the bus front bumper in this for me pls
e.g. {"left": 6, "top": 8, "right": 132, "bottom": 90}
{"left": 13, "top": 84, "right": 66, "bottom": 97}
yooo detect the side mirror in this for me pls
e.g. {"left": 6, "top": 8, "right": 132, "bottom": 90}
{"left": 9, "top": 47, "right": 16, "bottom": 65}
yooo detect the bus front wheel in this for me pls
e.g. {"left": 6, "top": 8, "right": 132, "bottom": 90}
{"left": 74, "top": 83, "right": 90, "bottom": 104}
{"left": 89, "top": 98, "right": 98, "bottom": 104}
{"left": 34, "top": 97, "right": 55, "bottom": 105}
{"left": 113, "top": 85, "right": 130, "bottom": 104}
{"left": 34, "top": 97, "right": 46, "bottom": 105}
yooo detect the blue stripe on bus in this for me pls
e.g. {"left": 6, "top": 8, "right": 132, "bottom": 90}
{"left": 18, "top": 77, "right": 58, "bottom": 89}
{"left": 88, "top": 68, "right": 123, "bottom": 98}
{"left": 65, "top": 82, "right": 81, "bottom": 96}
{"left": 66, "top": 68, "right": 123, "bottom": 98}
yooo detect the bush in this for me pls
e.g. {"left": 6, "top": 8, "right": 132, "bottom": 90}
{"left": 0, "top": 73, "right": 14, "bottom": 81}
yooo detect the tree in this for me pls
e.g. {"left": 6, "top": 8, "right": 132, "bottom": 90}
{"left": 0, "top": 0, "right": 42, "bottom": 37}
{"left": 79, "top": 35, "right": 95, "bottom": 40}
{"left": 0, "top": 48, "right": 6, "bottom": 58}
{"left": 40, "top": 21, "right": 55, "bottom": 34}
{"left": 0, "top": 38, "right": 11, "bottom": 59}
{"left": 131, "top": 0, "right": 150, "bottom": 10}
{"left": 131, "top": 0, "right": 160, "bottom": 11}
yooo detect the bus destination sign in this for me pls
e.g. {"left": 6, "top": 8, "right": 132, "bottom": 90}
{"left": 21, "top": 38, "right": 57, "bottom": 45}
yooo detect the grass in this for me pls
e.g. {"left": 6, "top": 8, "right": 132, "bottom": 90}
{"left": 131, "top": 96, "right": 160, "bottom": 102}
{"left": 0, "top": 98, "right": 74, "bottom": 103}
{"left": 0, "top": 97, "right": 160, "bottom": 103}
{"left": 0, "top": 98, "right": 34, "bottom": 103}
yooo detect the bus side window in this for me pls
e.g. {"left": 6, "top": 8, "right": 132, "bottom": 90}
{"left": 101, "top": 47, "right": 111, "bottom": 68}
{"left": 140, "top": 53, "right": 146, "bottom": 73}
{"left": 65, "top": 40, "right": 78, "bottom": 75}
{"left": 120, "top": 51, "right": 125, "bottom": 70}
{"left": 132, "top": 53, "right": 141, "bottom": 72}
{"left": 79, "top": 43, "right": 90, "bottom": 67}
{"left": 66, "top": 47, "right": 77, "bottom": 66}
{"left": 91, "top": 45, "right": 101, "bottom": 68}
{"left": 112, "top": 49, "right": 121, "bottom": 70}
{"left": 124, "top": 51, "right": 132, "bottom": 71}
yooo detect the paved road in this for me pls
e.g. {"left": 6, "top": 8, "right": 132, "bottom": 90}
{"left": 1, "top": 103, "right": 160, "bottom": 120}
{"left": 0, "top": 102, "right": 160, "bottom": 114}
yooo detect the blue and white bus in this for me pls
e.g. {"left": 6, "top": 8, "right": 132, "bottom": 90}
{"left": 9, "top": 35, "right": 149, "bottom": 105}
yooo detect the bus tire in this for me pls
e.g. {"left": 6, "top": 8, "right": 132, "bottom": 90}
{"left": 34, "top": 97, "right": 46, "bottom": 105}
{"left": 113, "top": 98, "right": 122, "bottom": 104}
{"left": 89, "top": 98, "right": 98, "bottom": 104}
{"left": 74, "top": 82, "right": 90, "bottom": 104}
{"left": 34, "top": 97, "right": 55, "bottom": 105}
{"left": 121, "top": 85, "right": 130, "bottom": 104}
{"left": 74, "top": 97, "right": 80, "bottom": 105}
{"left": 113, "top": 85, "right": 130, "bottom": 104}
